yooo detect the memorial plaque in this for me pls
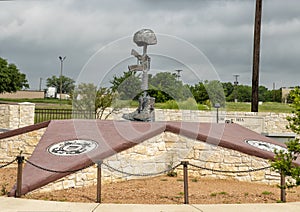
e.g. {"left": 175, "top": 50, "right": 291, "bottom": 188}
{"left": 245, "top": 139, "right": 287, "bottom": 153}
{"left": 48, "top": 140, "right": 98, "bottom": 156}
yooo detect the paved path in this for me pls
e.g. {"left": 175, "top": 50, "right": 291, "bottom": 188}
{"left": 1, "top": 197, "right": 300, "bottom": 212}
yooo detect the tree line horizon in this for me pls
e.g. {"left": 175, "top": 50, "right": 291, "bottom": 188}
{"left": 0, "top": 57, "right": 288, "bottom": 105}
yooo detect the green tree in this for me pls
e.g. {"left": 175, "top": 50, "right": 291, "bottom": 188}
{"left": 46, "top": 75, "right": 75, "bottom": 94}
{"left": 189, "top": 82, "right": 209, "bottom": 104}
{"left": 110, "top": 71, "right": 191, "bottom": 102}
{"left": 72, "top": 83, "right": 97, "bottom": 113}
{"left": 273, "top": 89, "right": 282, "bottom": 102}
{"left": 72, "top": 83, "right": 117, "bottom": 119}
{"left": 222, "top": 82, "right": 234, "bottom": 98}
{"left": 110, "top": 71, "right": 141, "bottom": 100}
{"left": 258, "top": 85, "right": 281, "bottom": 102}
{"left": 287, "top": 87, "right": 300, "bottom": 104}
{"left": 227, "top": 85, "right": 252, "bottom": 102}
{"left": 148, "top": 72, "right": 191, "bottom": 102}
{"left": 271, "top": 87, "right": 300, "bottom": 202}
{"left": 204, "top": 80, "right": 226, "bottom": 107}
{"left": 95, "top": 87, "right": 118, "bottom": 119}
{"left": 286, "top": 88, "right": 300, "bottom": 133}
{"left": 0, "top": 57, "right": 29, "bottom": 93}
{"left": 258, "top": 85, "right": 268, "bottom": 102}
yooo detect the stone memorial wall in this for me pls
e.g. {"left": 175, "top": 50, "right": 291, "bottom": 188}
{"left": 35, "top": 132, "right": 280, "bottom": 193}
{"left": 0, "top": 104, "right": 295, "bottom": 193}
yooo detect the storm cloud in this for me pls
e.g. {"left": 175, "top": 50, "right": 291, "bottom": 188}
{"left": 0, "top": 0, "right": 299, "bottom": 89}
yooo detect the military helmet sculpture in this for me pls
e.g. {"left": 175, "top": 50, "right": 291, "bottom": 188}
{"left": 133, "top": 29, "right": 157, "bottom": 47}
{"left": 122, "top": 29, "right": 157, "bottom": 122}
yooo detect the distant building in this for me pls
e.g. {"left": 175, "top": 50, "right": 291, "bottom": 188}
{"left": 281, "top": 87, "right": 294, "bottom": 103}
{"left": 0, "top": 90, "right": 44, "bottom": 99}
{"left": 45, "top": 87, "right": 57, "bottom": 98}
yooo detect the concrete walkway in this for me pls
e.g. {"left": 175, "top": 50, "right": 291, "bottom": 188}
{"left": 1, "top": 197, "right": 300, "bottom": 212}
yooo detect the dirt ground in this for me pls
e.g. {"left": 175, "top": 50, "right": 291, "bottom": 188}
{"left": 1, "top": 167, "right": 300, "bottom": 204}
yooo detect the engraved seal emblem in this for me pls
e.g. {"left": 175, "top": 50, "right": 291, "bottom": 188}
{"left": 245, "top": 140, "right": 287, "bottom": 153}
{"left": 48, "top": 140, "right": 98, "bottom": 156}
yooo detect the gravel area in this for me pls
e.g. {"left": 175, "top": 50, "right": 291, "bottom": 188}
{"left": 1, "top": 167, "right": 300, "bottom": 204}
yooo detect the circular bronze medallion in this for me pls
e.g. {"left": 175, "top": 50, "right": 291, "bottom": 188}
{"left": 48, "top": 140, "right": 98, "bottom": 156}
{"left": 245, "top": 140, "right": 287, "bottom": 153}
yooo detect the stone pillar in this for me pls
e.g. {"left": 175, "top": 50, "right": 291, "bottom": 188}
{"left": 0, "top": 102, "right": 35, "bottom": 130}
{"left": 0, "top": 104, "right": 10, "bottom": 129}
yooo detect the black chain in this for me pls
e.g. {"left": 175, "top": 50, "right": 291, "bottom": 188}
{"left": 22, "top": 158, "right": 271, "bottom": 175}
{"left": 0, "top": 159, "right": 16, "bottom": 169}
{"left": 189, "top": 163, "right": 271, "bottom": 173}
{"left": 102, "top": 162, "right": 181, "bottom": 177}
{"left": 25, "top": 159, "right": 93, "bottom": 173}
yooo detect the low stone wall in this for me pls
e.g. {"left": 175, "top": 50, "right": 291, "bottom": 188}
{"left": 34, "top": 132, "right": 280, "bottom": 193}
{"left": 0, "top": 106, "right": 290, "bottom": 193}
{"left": 0, "top": 103, "right": 291, "bottom": 134}
{"left": 106, "top": 108, "right": 291, "bottom": 134}
{"left": 0, "top": 103, "right": 35, "bottom": 130}
{"left": 0, "top": 128, "right": 46, "bottom": 165}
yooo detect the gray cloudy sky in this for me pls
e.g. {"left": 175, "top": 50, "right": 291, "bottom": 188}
{"left": 1, "top": 0, "right": 300, "bottom": 90}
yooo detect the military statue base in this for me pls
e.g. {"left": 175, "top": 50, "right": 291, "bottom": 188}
{"left": 123, "top": 95, "right": 155, "bottom": 122}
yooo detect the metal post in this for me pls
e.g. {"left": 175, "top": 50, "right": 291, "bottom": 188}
{"left": 58, "top": 56, "right": 66, "bottom": 105}
{"left": 16, "top": 155, "right": 24, "bottom": 198}
{"left": 233, "top": 74, "right": 239, "bottom": 103}
{"left": 217, "top": 108, "right": 219, "bottom": 123}
{"left": 96, "top": 161, "right": 102, "bottom": 203}
{"left": 280, "top": 172, "right": 286, "bottom": 202}
{"left": 214, "top": 103, "right": 220, "bottom": 123}
{"left": 182, "top": 161, "right": 189, "bottom": 204}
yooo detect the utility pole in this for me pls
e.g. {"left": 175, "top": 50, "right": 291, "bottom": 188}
{"left": 233, "top": 74, "right": 239, "bottom": 103}
{"left": 175, "top": 70, "right": 183, "bottom": 81}
{"left": 59, "top": 56, "right": 66, "bottom": 105}
{"left": 39, "top": 78, "right": 42, "bottom": 91}
{"left": 273, "top": 82, "right": 276, "bottom": 102}
{"left": 251, "top": 0, "right": 263, "bottom": 112}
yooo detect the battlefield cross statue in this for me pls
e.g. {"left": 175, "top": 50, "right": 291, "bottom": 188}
{"left": 122, "top": 29, "right": 157, "bottom": 122}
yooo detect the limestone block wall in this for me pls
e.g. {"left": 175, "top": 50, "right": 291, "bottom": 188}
{"left": 0, "top": 103, "right": 35, "bottom": 130}
{"left": 34, "top": 132, "right": 280, "bottom": 194}
{"left": 0, "top": 128, "right": 46, "bottom": 165}
{"left": 105, "top": 108, "right": 291, "bottom": 134}
{"left": 0, "top": 103, "right": 292, "bottom": 134}
{"left": 0, "top": 105, "right": 10, "bottom": 129}
{"left": 262, "top": 112, "right": 292, "bottom": 134}
{"left": 0, "top": 106, "right": 291, "bottom": 193}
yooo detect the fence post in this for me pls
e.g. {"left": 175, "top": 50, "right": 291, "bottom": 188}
{"left": 96, "top": 160, "right": 102, "bottom": 203}
{"left": 280, "top": 172, "right": 286, "bottom": 202}
{"left": 181, "top": 161, "right": 189, "bottom": 204}
{"left": 16, "top": 154, "right": 24, "bottom": 198}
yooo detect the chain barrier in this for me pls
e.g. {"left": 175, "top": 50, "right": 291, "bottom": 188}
{"left": 24, "top": 159, "right": 94, "bottom": 173}
{"left": 189, "top": 162, "right": 271, "bottom": 173}
{"left": 0, "top": 158, "right": 17, "bottom": 169}
{"left": 1, "top": 154, "right": 275, "bottom": 204}
{"left": 23, "top": 159, "right": 271, "bottom": 175}
{"left": 102, "top": 162, "right": 181, "bottom": 177}
{"left": 3, "top": 157, "right": 271, "bottom": 175}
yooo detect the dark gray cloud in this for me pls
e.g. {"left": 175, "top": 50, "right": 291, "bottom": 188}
{"left": 0, "top": 0, "right": 299, "bottom": 90}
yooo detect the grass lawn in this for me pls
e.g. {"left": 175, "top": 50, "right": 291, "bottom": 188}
{"left": 0, "top": 98, "right": 293, "bottom": 113}
{"left": 225, "top": 102, "right": 292, "bottom": 113}
{"left": 0, "top": 98, "right": 72, "bottom": 109}
{"left": 258, "top": 102, "right": 292, "bottom": 113}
